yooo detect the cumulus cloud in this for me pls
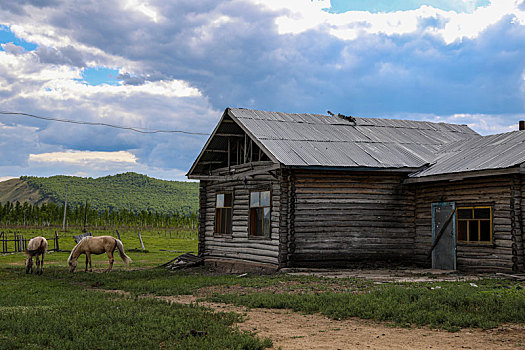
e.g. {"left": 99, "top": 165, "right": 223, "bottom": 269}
{"left": 29, "top": 150, "right": 137, "bottom": 165}
{"left": 36, "top": 45, "right": 86, "bottom": 67}
{"left": 0, "top": 0, "right": 524, "bottom": 180}
{"left": 116, "top": 72, "right": 146, "bottom": 85}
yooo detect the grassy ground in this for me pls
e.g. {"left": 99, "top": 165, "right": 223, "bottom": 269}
{"left": 0, "top": 268, "right": 271, "bottom": 349}
{"left": 206, "top": 278, "right": 525, "bottom": 331}
{"left": 0, "top": 227, "right": 272, "bottom": 349}
{"left": 0, "top": 226, "right": 197, "bottom": 268}
{"left": 2, "top": 227, "right": 525, "bottom": 348}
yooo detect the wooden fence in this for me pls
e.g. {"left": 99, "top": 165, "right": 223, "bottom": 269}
{"left": 0, "top": 231, "right": 60, "bottom": 253}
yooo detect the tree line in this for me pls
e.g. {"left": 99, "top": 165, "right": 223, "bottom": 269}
{"left": 0, "top": 200, "right": 198, "bottom": 229}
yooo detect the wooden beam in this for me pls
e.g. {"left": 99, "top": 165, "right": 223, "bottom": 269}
{"left": 244, "top": 134, "right": 247, "bottom": 164}
{"left": 227, "top": 137, "right": 230, "bottom": 170}
{"left": 405, "top": 167, "right": 521, "bottom": 184}
{"left": 215, "top": 133, "right": 244, "bottom": 137}
{"left": 199, "top": 160, "right": 224, "bottom": 165}
{"left": 188, "top": 163, "right": 281, "bottom": 181}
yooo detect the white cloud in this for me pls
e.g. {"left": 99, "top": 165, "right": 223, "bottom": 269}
{"left": 29, "top": 150, "right": 137, "bottom": 165}
{"left": 427, "top": 113, "right": 523, "bottom": 134}
{"left": 248, "top": 0, "right": 525, "bottom": 43}
{"left": 122, "top": 0, "right": 162, "bottom": 23}
{"left": 0, "top": 0, "right": 524, "bottom": 181}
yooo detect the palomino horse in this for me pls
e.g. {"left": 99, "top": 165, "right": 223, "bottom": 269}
{"left": 25, "top": 236, "right": 48, "bottom": 275}
{"left": 67, "top": 235, "right": 132, "bottom": 272}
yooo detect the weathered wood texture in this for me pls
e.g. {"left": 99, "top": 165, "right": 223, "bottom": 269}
{"left": 199, "top": 163, "right": 281, "bottom": 267}
{"left": 278, "top": 169, "right": 291, "bottom": 268}
{"left": 198, "top": 181, "right": 207, "bottom": 256}
{"left": 414, "top": 175, "right": 525, "bottom": 272}
{"left": 288, "top": 170, "right": 416, "bottom": 267}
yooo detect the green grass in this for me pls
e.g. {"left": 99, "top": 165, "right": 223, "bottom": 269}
{"left": 207, "top": 279, "right": 525, "bottom": 331}
{"left": 0, "top": 269, "right": 271, "bottom": 350}
{"left": 0, "top": 227, "right": 198, "bottom": 268}
{"left": 3, "top": 228, "right": 525, "bottom": 340}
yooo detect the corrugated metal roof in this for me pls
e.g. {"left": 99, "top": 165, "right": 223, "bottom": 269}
{"left": 230, "top": 108, "right": 478, "bottom": 169}
{"left": 410, "top": 130, "right": 525, "bottom": 178}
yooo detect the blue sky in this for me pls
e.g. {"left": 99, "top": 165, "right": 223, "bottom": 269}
{"left": 0, "top": 0, "right": 524, "bottom": 181}
{"left": 0, "top": 25, "right": 36, "bottom": 51}
{"left": 327, "top": 0, "right": 490, "bottom": 13}
{"left": 80, "top": 67, "right": 120, "bottom": 86}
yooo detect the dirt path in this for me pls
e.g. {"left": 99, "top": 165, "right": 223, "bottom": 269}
{"left": 163, "top": 295, "right": 525, "bottom": 350}
{"left": 89, "top": 266, "right": 525, "bottom": 350}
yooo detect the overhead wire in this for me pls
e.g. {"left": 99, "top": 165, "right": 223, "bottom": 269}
{"left": 0, "top": 111, "right": 210, "bottom": 135}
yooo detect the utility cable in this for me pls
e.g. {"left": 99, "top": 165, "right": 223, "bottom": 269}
{"left": 0, "top": 111, "right": 210, "bottom": 135}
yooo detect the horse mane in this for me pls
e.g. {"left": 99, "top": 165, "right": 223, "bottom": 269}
{"left": 67, "top": 236, "right": 91, "bottom": 264}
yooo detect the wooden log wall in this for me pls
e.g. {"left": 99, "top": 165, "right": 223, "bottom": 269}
{"left": 200, "top": 166, "right": 282, "bottom": 268}
{"left": 414, "top": 175, "right": 524, "bottom": 273}
{"left": 289, "top": 170, "right": 416, "bottom": 266}
{"left": 198, "top": 181, "right": 208, "bottom": 256}
{"left": 278, "top": 169, "right": 291, "bottom": 268}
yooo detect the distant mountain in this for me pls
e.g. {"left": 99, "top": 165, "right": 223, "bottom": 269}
{"left": 0, "top": 173, "right": 199, "bottom": 215}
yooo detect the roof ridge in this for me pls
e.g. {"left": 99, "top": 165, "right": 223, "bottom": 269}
{"left": 229, "top": 107, "right": 475, "bottom": 131}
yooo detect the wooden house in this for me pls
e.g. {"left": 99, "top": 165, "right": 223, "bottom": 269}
{"left": 187, "top": 108, "right": 525, "bottom": 273}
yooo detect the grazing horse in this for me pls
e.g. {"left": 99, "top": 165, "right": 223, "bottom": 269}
{"left": 25, "top": 236, "right": 48, "bottom": 275}
{"left": 67, "top": 235, "right": 132, "bottom": 272}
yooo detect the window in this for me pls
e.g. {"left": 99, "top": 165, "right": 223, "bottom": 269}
{"left": 456, "top": 206, "right": 492, "bottom": 243}
{"left": 215, "top": 193, "right": 232, "bottom": 235}
{"left": 249, "top": 190, "right": 271, "bottom": 237}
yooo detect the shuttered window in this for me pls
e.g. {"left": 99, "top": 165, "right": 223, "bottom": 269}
{"left": 249, "top": 190, "right": 271, "bottom": 237}
{"left": 456, "top": 206, "right": 492, "bottom": 243}
{"left": 215, "top": 193, "right": 232, "bottom": 235}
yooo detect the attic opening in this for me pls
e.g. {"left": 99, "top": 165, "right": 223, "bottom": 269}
{"left": 192, "top": 114, "right": 271, "bottom": 175}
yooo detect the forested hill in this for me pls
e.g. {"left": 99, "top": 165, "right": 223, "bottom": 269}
{"left": 2, "top": 173, "right": 198, "bottom": 215}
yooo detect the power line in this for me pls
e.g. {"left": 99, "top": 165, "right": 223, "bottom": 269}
{"left": 0, "top": 111, "right": 210, "bottom": 135}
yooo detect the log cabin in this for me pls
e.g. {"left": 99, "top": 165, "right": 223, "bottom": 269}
{"left": 187, "top": 108, "right": 525, "bottom": 273}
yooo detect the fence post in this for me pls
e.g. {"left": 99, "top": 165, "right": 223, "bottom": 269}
{"left": 55, "top": 231, "right": 60, "bottom": 252}
{"left": 137, "top": 230, "right": 145, "bottom": 251}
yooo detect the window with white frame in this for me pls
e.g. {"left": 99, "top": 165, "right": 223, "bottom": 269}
{"left": 249, "top": 190, "right": 271, "bottom": 237}
{"left": 215, "top": 192, "right": 232, "bottom": 235}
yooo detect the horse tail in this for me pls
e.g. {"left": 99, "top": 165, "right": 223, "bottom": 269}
{"left": 26, "top": 237, "right": 48, "bottom": 255}
{"left": 41, "top": 238, "right": 48, "bottom": 254}
{"left": 115, "top": 239, "right": 132, "bottom": 265}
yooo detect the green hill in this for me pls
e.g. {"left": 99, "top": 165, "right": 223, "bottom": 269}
{"left": 1, "top": 173, "right": 198, "bottom": 215}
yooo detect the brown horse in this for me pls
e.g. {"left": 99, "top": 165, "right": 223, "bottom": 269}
{"left": 67, "top": 235, "right": 132, "bottom": 272}
{"left": 25, "top": 236, "right": 48, "bottom": 275}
